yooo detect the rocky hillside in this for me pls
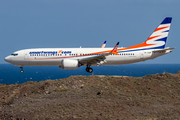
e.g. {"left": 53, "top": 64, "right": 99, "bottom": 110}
{"left": 1, "top": 72, "right": 180, "bottom": 119}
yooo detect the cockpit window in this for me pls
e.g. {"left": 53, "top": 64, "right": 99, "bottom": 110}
{"left": 11, "top": 53, "right": 18, "bottom": 56}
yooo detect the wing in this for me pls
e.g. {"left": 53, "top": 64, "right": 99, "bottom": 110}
{"left": 101, "top": 41, "right": 107, "bottom": 48}
{"left": 80, "top": 42, "right": 119, "bottom": 66}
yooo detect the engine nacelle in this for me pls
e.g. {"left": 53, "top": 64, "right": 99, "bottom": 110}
{"left": 60, "top": 59, "right": 79, "bottom": 69}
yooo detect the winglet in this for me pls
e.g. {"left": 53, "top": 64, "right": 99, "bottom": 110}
{"left": 111, "top": 42, "right": 119, "bottom": 55}
{"left": 101, "top": 41, "right": 107, "bottom": 48}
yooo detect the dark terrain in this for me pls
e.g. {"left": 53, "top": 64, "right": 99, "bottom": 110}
{"left": 1, "top": 72, "right": 180, "bottom": 120}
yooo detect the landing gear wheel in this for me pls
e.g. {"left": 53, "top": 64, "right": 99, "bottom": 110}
{"left": 88, "top": 68, "right": 93, "bottom": 73}
{"left": 20, "top": 70, "right": 24, "bottom": 73}
{"left": 20, "top": 67, "right": 24, "bottom": 73}
{"left": 86, "top": 67, "right": 93, "bottom": 73}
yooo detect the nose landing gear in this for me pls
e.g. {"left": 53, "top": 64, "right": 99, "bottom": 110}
{"left": 20, "top": 67, "right": 24, "bottom": 73}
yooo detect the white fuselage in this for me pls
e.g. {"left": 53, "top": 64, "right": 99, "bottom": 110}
{"left": 4, "top": 47, "right": 170, "bottom": 67}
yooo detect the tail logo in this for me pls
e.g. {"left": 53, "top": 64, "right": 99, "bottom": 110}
{"left": 116, "top": 17, "right": 172, "bottom": 53}
{"left": 145, "top": 17, "right": 172, "bottom": 49}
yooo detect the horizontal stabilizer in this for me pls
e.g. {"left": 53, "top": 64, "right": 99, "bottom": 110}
{"left": 153, "top": 48, "right": 175, "bottom": 52}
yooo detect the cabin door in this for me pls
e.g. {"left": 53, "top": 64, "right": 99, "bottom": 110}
{"left": 24, "top": 51, "right": 29, "bottom": 60}
{"left": 140, "top": 51, "right": 144, "bottom": 59}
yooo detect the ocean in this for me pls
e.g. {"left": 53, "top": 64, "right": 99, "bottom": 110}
{"left": 0, "top": 64, "right": 179, "bottom": 84}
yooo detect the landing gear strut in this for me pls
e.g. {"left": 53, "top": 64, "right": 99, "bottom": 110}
{"left": 86, "top": 65, "right": 93, "bottom": 73}
{"left": 20, "top": 67, "right": 24, "bottom": 73}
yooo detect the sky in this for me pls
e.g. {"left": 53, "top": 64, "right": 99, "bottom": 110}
{"left": 0, "top": 0, "right": 180, "bottom": 64}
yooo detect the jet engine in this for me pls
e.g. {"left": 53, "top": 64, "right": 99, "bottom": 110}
{"left": 59, "top": 59, "right": 79, "bottom": 69}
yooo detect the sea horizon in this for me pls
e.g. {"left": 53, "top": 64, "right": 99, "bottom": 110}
{"left": 0, "top": 63, "right": 180, "bottom": 84}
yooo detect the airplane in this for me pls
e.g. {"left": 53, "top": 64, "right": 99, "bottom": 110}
{"left": 4, "top": 17, "right": 174, "bottom": 73}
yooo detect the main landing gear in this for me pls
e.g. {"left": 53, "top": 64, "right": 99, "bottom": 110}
{"left": 20, "top": 67, "right": 24, "bottom": 73}
{"left": 86, "top": 65, "right": 93, "bottom": 73}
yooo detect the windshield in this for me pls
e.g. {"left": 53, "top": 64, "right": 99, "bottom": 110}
{"left": 11, "top": 53, "right": 18, "bottom": 56}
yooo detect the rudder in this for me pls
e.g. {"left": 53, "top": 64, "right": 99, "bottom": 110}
{"left": 145, "top": 17, "right": 172, "bottom": 49}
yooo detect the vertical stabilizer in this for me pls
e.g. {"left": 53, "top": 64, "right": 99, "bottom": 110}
{"left": 145, "top": 17, "right": 172, "bottom": 49}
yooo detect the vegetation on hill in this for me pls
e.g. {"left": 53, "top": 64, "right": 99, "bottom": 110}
{"left": 1, "top": 72, "right": 180, "bottom": 119}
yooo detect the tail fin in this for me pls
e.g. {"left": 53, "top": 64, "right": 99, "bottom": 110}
{"left": 145, "top": 17, "right": 172, "bottom": 49}
{"left": 101, "top": 41, "right": 106, "bottom": 48}
{"left": 116, "top": 18, "right": 172, "bottom": 52}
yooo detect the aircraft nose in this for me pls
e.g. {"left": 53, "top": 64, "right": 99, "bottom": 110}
{"left": 4, "top": 56, "right": 11, "bottom": 62}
